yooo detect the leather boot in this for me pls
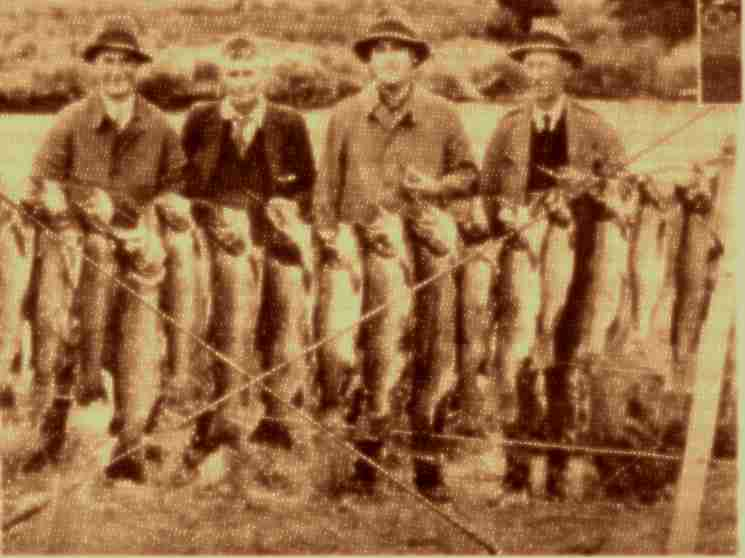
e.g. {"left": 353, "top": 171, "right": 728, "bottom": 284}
{"left": 414, "top": 456, "right": 451, "bottom": 503}
{"left": 348, "top": 439, "right": 383, "bottom": 495}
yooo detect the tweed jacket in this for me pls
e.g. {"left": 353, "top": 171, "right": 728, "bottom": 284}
{"left": 480, "top": 98, "right": 625, "bottom": 235}
{"left": 314, "top": 84, "right": 478, "bottom": 231}
{"left": 181, "top": 100, "right": 316, "bottom": 218}
{"left": 31, "top": 93, "right": 185, "bottom": 212}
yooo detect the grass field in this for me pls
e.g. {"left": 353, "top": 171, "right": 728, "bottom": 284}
{"left": 1, "top": 99, "right": 739, "bottom": 554}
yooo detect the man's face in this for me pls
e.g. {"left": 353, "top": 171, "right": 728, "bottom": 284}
{"left": 222, "top": 57, "right": 268, "bottom": 108}
{"left": 523, "top": 51, "right": 571, "bottom": 106}
{"left": 368, "top": 40, "right": 416, "bottom": 86}
{"left": 95, "top": 49, "right": 139, "bottom": 100}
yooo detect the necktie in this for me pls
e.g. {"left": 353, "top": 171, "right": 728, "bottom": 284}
{"left": 543, "top": 113, "right": 552, "bottom": 133}
{"left": 232, "top": 116, "right": 255, "bottom": 157}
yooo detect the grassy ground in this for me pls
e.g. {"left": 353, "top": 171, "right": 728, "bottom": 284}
{"left": 1, "top": 100, "right": 740, "bottom": 554}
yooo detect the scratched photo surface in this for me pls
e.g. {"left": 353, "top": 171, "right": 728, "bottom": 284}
{"left": 0, "top": 0, "right": 739, "bottom": 555}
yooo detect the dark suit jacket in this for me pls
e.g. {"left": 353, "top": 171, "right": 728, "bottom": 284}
{"left": 181, "top": 100, "right": 316, "bottom": 219}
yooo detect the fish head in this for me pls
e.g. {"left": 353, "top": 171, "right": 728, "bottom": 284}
{"left": 265, "top": 197, "right": 314, "bottom": 274}
{"left": 156, "top": 194, "right": 192, "bottom": 233}
{"left": 114, "top": 220, "right": 166, "bottom": 278}
{"left": 406, "top": 205, "right": 458, "bottom": 257}
{"left": 355, "top": 208, "right": 400, "bottom": 259}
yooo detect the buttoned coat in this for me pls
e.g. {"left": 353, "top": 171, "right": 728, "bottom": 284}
{"left": 181, "top": 100, "right": 316, "bottom": 218}
{"left": 31, "top": 93, "right": 185, "bottom": 212}
{"left": 480, "top": 98, "right": 625, "bottom": 234}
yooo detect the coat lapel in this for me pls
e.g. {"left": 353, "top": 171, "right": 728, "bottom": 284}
{"left": 195, "top": 103, "right": 225, "bottom": 187}
{"left": 507, "top": 102, "right": 532, "bottom": 203}
{"left": 261, "top": 104, "right": 284, "bottom": 181}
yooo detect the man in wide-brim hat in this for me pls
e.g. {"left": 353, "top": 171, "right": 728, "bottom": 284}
{"left": 24, "top": 14, "right": 190, "bottom": 484}
{"left": 315, "top": 6, "right": 479, "bottom": 503}
{"left": 471, "top": 17, "right": 634, "bottom": 504}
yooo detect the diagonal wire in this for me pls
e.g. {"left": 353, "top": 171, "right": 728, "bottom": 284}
{"left": 2, "top": 101, "right": 726, "bottom": 550}
{"left": 1, "top": 192, "right": 511, "bottom": 554}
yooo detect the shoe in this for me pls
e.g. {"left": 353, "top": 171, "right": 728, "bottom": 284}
{"left": 105, "top": 455, "right": 146, "bottom": 484}
{"left": 250, "top": 418, "right": 293, "bottom": 451}
{"left": 0, "top": 384, "right": 16, "bottom": 408}
{"left": 489, "top": 486, "right": 532, "bottom": 508}
{"left": 413, "top": 458, "right": 451, "bottom": 503}
{"left": 76, "top": 380, "right": 107, "bottom": 407}
{"left": 417, "top": 482, "right": 452, "bottom": 504}
{"left": 108, "top": 413, "right": 124, "bottom": 436}
{"left": 545, "top": 471, "right": 568, "bottom": 502}
{"left": 22, "top": 449, "right": 53, "bottom": 475}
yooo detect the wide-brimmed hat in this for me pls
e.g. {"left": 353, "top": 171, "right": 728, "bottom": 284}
{"left": 353, "top": 7, "right": 431, "bottom": 66}
{"left": 83, "top": 16, "right": 152, "bottom": 64}
{"left": 508, "top": 18, "right": 583, "bottom": 68}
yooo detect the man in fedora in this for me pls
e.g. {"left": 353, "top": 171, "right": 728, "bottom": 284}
{"left": 314, "top": 7, "right": 479, "bottom": 502}
{"left": 478, "top": 17, "right": 629, "bottom": 503}
{"left": 24, "top": 15, "right": 189, "bottom": 483}
{"left": 178, "top": 35, "right": 317, "bottom": 471}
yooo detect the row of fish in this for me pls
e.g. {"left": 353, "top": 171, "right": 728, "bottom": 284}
{"left": 0, "top": 147, "right": 734, "bottom": 454}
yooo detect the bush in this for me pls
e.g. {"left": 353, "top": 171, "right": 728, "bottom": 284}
{"left": 265, "top": 59, "right": 342, "bottom": 109}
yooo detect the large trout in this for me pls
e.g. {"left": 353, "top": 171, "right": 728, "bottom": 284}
{"left": 492, "top": 202, "right": 546, "bottom": 407}
{"left": 26, "top": 180, "right": 83, "bottom": 428}
{"left": 314, "top": 223, "right": 363, "bottom": 419}
{"left": 105, "top": 214, "right": 167, "bottom": 482}
{"left": 0, "top": 178, "right": 35, "bottom": 412}
{"left": 670, "top": 164, "right": 722, "bottom": 392}
{"left": 406, "top": 203, "right": 461, "bottom": 438}
{"left": 354, "top": 208, "right": 414, "bottom": 429}
{"left": 626, "top": 176, "right": 675, "bottom": 351}
{"left": 75, "top": 187, "right": 117, "bottom": 406}
{"left": 157, "top": 198, "right": 212, "bottom": 411}
{"left": 536, "top": 191, "right": 575, "bottom": 365}
{"left": 254, "top": 198, "right": 314, "bottom": 448}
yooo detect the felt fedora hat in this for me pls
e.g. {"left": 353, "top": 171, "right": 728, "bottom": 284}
{"left": 508, "top": 17, "right": 583, "bottom": 68}
{"left": 83, "top": 16, "right": 152, "bottom": 64}
{"left": 353, "top": 7, "right": 431, "bottom": 66}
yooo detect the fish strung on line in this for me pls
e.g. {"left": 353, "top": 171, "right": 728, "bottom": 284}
{"left": 314, "top": 223, "right": 364, "bottom": 419}
{"left": 354, "top": 207, "right": 414, "bottom": 430}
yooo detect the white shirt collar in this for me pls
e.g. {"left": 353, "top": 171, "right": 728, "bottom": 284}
{"left": 101, "top": 94, "right": 136, "bottom": 130}
{"left": 532, "top": 94, "right": 567, "bottom": 132}
{"left": 220, "top": 95, "right": 267, "bottom": 127}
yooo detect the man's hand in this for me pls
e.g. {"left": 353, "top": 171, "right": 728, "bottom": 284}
{"left": 675, "top": 163, "right": 715, "bottom": 214}
{"left": 401, "top": 165, "right": 441, "bottom": 200}
{"left": 35, "top": 179, "right": 68, "bottom": 216}
{"left": 80, "top": 187, "right": 114, "bottom": 226}
{"left": 156, "top": 192, "right": 192, "bottom": 231}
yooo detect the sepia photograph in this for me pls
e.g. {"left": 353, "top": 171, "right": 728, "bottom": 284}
{"left": 700, "top": 0, "right": 742, "bottom": 103}
{"left": 0, "top": 0, "right": 739, "bottom": 555}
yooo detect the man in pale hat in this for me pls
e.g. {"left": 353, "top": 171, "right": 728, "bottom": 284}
{"left": 24, "top": 15, "right": 190, "bottom": 483}
{"left": 178, "top": 35, "right": 317, "bottom": 473}
{"left": 315, "top": 6, "right": 479, "bottom": 502}
{"left": 475, "top": 17, "right": 631, "bottom": 503}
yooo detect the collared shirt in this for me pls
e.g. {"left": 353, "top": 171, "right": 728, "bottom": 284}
{"left": 315, "top": 84, "right": 478, "bottom": 229}
{"left": 373, "top": 81, "right": 414, "bottom": 129}
{"left": 101, "top": 93, "right": 135, "bottom": 130}
{"left": 532, "top": 94, "right": 567, "bottom": 132}
{"left": 32, "top": 92, "right": 185, "bottom": 212}
{"left": 220, "top": 95, "right": 267, "bottom": 155}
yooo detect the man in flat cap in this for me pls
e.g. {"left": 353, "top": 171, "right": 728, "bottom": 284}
{"left": 315, "top": 7, "right": 479, "bottom": 502}
{"left": 24, "top": 15, "right": 189, "bottom": 482}
{"left": 477, "top": 17, "right": 632, "bottom": 503}
{"left": 178, "top": 35, "right": 317, "bottom": 470}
